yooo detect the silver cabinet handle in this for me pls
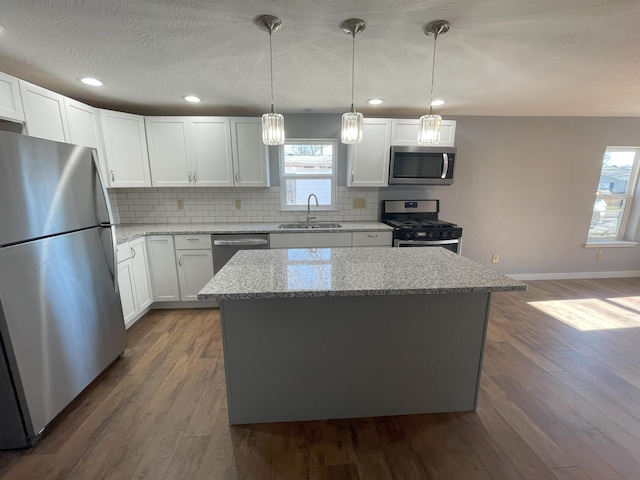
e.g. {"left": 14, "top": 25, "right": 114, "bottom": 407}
{"left": 213, "top": 239, "right": 268, "bottom": 246}
{"left": 193, "top": 171, "right": 197, "bottom": 182}
{"left": 367, "top": 234, "right": 378, "bottom": 238}
{"left": 441, "top": 153, "right": 449, "bottom": 179}
{"left": 188, "top": 171, "right": 193, "bottom": 182}
{"left": 351, "top": 171, "right": 355, "bottom": 182}
{"left": 110, "top": 170, "right": 115, "bottom": 182}
{"left": 131, "top": 247, "right": 136, "bottom": 258}
{"left": 178, "top": 256, "right": 182, "bottom": 267}
{"left": 187, "top": 237, "right": 200, "bottom": 242}
{"left": 234, "top": 171, "right": 239, "bottom": 183}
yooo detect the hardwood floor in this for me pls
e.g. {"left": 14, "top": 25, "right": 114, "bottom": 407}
{"left": 1, "top": 278, "right": 640, "bottom": 479}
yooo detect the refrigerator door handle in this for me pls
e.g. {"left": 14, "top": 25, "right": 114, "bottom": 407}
{"left": 93, "top": 152, "right": 118, "bottom": 293}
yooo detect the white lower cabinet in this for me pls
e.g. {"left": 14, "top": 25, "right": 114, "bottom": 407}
{"left": 146, "top": 235, "right": 180, "bottom": 302}
{"left": 130, "top": 237, "right": 152, "bottom": 312}
{"left": 352, "top": 231, "right": 393, "bottom": 247}
{"left": 174, "top": 235, "right": 214, "bottom": 301}
{"left": 271, "top": 231, "right": 392, "bottom": 248}
{"left": 270, "top": 232, "right": 353, "bottom": 248}
{"left": 116, "top": 238, "right": 152, "bottom": 328}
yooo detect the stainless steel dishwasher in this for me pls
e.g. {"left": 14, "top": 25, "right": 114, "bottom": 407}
{"left": 212, "top": 234, "right": 270, "bottom": 273}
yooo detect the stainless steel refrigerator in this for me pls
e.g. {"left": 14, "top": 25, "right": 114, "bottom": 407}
{"left": 0, "top": 131, "right": 126, "bottom": 449}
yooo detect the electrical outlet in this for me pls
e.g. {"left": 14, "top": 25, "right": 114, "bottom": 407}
{"left": 492, "top": 254, "right": 500, "bottom": 264}
{"left": 353, "top": 198, "right": 366, "bottom": 209}
{"left": 234, "top": 199, "right": 241, "bottom": 209}
{"left": 596, "top": 251, "right": 604, "bottom": 260}
{"left": 177, "top": 199, "right": 184, "bottom": 210}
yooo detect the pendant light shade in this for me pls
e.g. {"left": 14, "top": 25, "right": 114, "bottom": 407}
{"left": 418, "top": 20, "right": 449, "bottom": 145}
{"left": 340, "top": 18, "right": 366, "bottom": 144}
{"left": 256, "top": 15, "right": 285, "bottom": 145}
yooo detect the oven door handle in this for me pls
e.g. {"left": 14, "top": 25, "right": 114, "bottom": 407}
{"left": 395, "top": 239, "right": 459, "bottom": 246}
{"left": 441, "top": 153, "right": 449, "bottom": 179}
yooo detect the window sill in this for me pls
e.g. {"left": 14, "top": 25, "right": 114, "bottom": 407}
{"left": 584, "top": 240, "right": 638, "bottom": 248}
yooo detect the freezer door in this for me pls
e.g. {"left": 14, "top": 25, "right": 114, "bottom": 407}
{"left": 0, "top": 131, "right": 112, "bottom": 246}
{"left": 0, "top": 227, "right": 126, "bottom": 442}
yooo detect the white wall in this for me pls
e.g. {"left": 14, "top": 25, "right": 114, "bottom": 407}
{"left": 382, "top": 116, "right": 640, "bottom": 277}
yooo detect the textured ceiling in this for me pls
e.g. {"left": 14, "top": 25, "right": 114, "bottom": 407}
{"left": 1, "top": 0, "right": 639, "bottom": 117}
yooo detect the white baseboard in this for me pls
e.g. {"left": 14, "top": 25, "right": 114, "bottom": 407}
{"left": 509, "top": 271, "right": 640, "bottom": 281}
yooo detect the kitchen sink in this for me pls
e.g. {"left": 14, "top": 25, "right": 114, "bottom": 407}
{"left": 278, "top": 222, "right": 342, "bottom": 229}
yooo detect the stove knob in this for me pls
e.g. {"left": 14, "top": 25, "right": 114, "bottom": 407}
{"left": 427, "top": 232, "right": 433, "bottom": 239}
{"left": 404, "top": 231, "right": 412, "bottom": 240}
{"left": 442, "top": 231, "right": 450, "bottom": 239}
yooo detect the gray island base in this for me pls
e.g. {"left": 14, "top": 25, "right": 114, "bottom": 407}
{"left": 198, "top": 247, "right": 526, "bottom": 425}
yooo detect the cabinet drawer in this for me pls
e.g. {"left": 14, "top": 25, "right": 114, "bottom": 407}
{"left": 174, "top": 234, "right": 212, "bottom": 250}
{"left": 270, "top": 232, "right": 352, "bottom": 249}
{"left": 352, "top": 231, "right": 393, "bottom": 247}
{"left": 116, "top": 242, "right": 131, "bottom": 263}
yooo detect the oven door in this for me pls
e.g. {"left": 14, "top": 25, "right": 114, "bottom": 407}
{"left": 394, "top": 238, "right": 461, "bottom": 254}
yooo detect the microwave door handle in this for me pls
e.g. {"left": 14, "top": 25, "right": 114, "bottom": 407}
{"left": 441, "top": 153, "right": 449, "bottom": 179}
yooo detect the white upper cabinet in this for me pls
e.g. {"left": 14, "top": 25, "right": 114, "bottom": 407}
{"left": 189, "top": 117, "right": 234, "bottom": 187}
{"left": 145, "top": 117, "right": 191, "bottom": 187}
{"left": 390, "top": 119, "right": 456, "bottom": 147}
{"left": 0, "top": 72, "right": 25, "bottom": 122}
{"left": 19, "top": 80, "right": 70, "bottom": 142}
{"left": 64, "top": 98, "right": 106, "bottom": 175}
{"left": 99, "top": 109, "right": 151, "bottom": 188}
{"left": 145, "top": 116, "right": 234, "bottom": 187}
{"left": 347, "top": 118, "right": 392, "bottom": 187}
{"left": 230, "top": 117, "right": 270, "bottom": 187}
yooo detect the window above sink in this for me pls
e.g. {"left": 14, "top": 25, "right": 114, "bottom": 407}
{"left": 279, "top": 139, "right": 337, "bottom": 211}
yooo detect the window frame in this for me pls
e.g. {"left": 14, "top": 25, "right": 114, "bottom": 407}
{"left": 587, "top": 146, "right": 640, "bottom": 243}
{"left": 279, "top": 138, "right": 338, "bottom": 211}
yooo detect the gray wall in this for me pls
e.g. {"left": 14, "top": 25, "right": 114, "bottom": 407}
{"left": 382, "top": 116, "right": 640, "bottom": 277}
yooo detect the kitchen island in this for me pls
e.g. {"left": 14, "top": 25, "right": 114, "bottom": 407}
{"left": 198, "top": 247, "right": 526, "bottom": 425}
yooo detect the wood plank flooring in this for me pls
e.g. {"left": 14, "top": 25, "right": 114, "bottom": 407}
{"left": 1, "top": 278, "right": 640, "bottom": 479}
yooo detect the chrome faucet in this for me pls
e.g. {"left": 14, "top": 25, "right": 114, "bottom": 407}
{"left": 306, "top": 193, "right": 319, "bottom": 223}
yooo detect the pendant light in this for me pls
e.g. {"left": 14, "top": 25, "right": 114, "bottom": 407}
{"left": 340, "top": 18, "right": 366, "bottom": 144}
{"left": 418, "top": 20, "right": 450, "bottom": 145}
{"left": 256, "top": 15, "right": 285, "bottom": 145}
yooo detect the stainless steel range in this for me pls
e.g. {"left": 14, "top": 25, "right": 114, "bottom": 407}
{"left": 380, "top": 200, "right": 462, "bottom": 253}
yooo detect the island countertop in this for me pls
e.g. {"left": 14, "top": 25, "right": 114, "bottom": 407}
{"left": 197, "top": 247, "right": 527, "bottom": 301}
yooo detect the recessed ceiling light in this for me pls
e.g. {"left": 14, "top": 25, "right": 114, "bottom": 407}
{"left": 367, "top": 98, "right": 384, "bottom": 105}
{"left": 182, "top": 95, "right": 201, "bottom": 103}
{"left": 430, "top": 99, "right": 445, "bottom": 106}
{"left": 78, "top": 77, "right": 104, "bottom": 87}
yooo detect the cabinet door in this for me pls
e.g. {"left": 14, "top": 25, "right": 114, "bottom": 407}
{"left": 230, "top": 117, "right": 270, "bottom": 187}
{"left": 176, "top": 249, "right": 214, "bottom": 301}
{"left": 146, "top": 235, "right": 180, "bottom": 302}
{"left": 64, "top": 98, "right": 107, "bottom": 176}
{"left": 117, "top": 259, "right": 138, "bottom": 328}
{"left": 347, "top": 119, "right": 391, "bottom": 187}
{"left": 0, "top": 72, "right": 25, "bottom": 122}
{"left": 99, "top": 109, "right": 152, "bottom": 187}
{"left": 19, "top": 81, "right": 70, "bottom": 142}
{"left": 391, "top": 119, "right": 456, "bottom": 147}
{"left": 146, "top": 117, "right": 191, "bottom": 187}
{"left": 189, "top": 117, "right": 234, "bottom": 187}
{"left": 130, "top": 237, "right": 152, "bottom": 311}
{"left": 352, "top": 231, "right": 393, "bottom": 247}
{"left": 270, "top": 232, "right": 352, "bottom": 248}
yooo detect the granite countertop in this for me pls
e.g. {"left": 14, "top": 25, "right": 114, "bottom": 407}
{"left": 197, "top": 247, "right": 527, "bottom": 301}
{"left": 115, "top": 222, "right": 392, "bottom": 244}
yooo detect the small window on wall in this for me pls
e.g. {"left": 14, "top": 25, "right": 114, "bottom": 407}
{"left": 279, "top": 139, "right": 337, "bottom": 210}
{"left": 588, "top": 147, "right": 640, "bottom": 242}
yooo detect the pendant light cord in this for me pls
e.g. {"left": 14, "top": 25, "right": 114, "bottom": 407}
{"left": 350, "top": 31, "right": 356, "bottom": 113}
{"left": 428, "top": 30, "right": 438, "bottom": 115}
{"left": 269, "top": 28, "right": 275, "bottom": 113}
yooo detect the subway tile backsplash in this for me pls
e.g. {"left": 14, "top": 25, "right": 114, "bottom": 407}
{"left": 108, "top": 187, "right": 380, "bottom": 225}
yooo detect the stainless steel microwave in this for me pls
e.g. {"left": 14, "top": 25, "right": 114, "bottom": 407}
{"left": 389, "top": 146, "right": 456, "bottom": 185}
